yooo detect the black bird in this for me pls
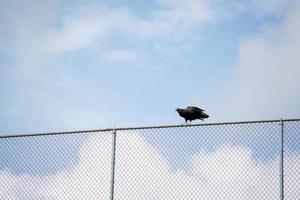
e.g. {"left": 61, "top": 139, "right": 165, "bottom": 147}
{"left": 176, "top": 106, "right": 209, "bottom": 124}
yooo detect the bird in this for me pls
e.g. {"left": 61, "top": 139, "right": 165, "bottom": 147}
{"left": 176, "top": 106, "right": 209, "bottom": 124}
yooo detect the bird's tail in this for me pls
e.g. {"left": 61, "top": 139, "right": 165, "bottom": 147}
{"left": 202, "top": 113, "right": 209, "bottom": 119}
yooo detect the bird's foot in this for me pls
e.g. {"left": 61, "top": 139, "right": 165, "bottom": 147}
{"left": 181, "top": 122, "right": 192, "bottom": 126}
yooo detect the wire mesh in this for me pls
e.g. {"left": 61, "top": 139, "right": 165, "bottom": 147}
{"left": 0, "top": 131, "right": 113, "bottom": 199}
{"left": 114, "top": 122, "right": 281, "bottom": 199}
{"left": 0, "top": 119, "right": 299, "bottom": 199}
{"left": 284, "top": 120, "right": 300, "bottom": 199}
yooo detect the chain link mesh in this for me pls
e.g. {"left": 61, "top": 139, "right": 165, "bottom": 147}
{"left": 0, "top": 119, "right": 299, "bottom": 199}
{"left": 284, "top": 121, "right": 300, "bottom": 199}
{"left": 114, "top": 122, "right": 281, "bottom": 199}
{"left": 0, "top": 131, "right": 113, "bottom": 199}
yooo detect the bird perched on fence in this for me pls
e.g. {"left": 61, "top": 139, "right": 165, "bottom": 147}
{"left": 176, "top": 106, "right": 209, "bottom": 124}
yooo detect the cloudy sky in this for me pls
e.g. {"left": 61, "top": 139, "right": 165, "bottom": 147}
{"left": 1, "top": 0, "right": 299, "bottom": 134}
{"left": 0, "top": 1, "right": 300, "bottom": 199}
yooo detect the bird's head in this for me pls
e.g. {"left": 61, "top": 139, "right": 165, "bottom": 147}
{"left": 175, "top": 108, "right": 182, "bottom": 113}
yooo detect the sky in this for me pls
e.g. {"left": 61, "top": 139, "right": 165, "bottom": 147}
{"left": 0, "top": 0, "right": 299, "bottom": 134}
{"left": 0, "top": 0, "right": 300, "bottom": 199}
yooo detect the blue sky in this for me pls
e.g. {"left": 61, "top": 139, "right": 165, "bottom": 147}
{"left": 0, "top": 1, "right": 300, "bottom": 198}
{"left": 1, "top": 0, "right": 299, "bottom": 134}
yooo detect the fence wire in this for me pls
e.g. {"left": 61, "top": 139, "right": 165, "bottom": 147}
{"left": 0, "top": 119, "right": 299, "bottom": 199}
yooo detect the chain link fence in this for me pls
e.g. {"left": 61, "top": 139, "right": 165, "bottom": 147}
{"left": 0, "top": 119, "right": 299, "bottom": 199}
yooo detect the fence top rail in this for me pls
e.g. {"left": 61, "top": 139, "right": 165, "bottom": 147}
{"left": 0, "top": 118, "right": 299, "bottom": 139}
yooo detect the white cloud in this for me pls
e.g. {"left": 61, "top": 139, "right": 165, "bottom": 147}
{"left": 2, "top": 0, "right": 299, "bottom": 130}
{"left": 103, "top": 49, "right": 139, "bottom": 63}
{"left": 1, "top": 0, "right": 216, "bottom": 84}
{"left": 45, "top": 6, "right": 130, "bottom": 54}
{"left": 0, "top": 0, "right": 218, "bottom": 131}
{"left": 2, "top": 0, "right": 293, "bottom": 74}
{"left": 205, "top": 1, "right": 300, "bottom": 121}
{"left": 0, "top": 133, "right": 299, "bottom": 199}
{"left": 4, "top": 0, "right": 216, "bottom": 59}
{"left": 121, "top": 0, "right": 215, "bottom": 40}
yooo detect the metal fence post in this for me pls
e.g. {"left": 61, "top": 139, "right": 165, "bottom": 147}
{"left": 110, "top": 129, "right": 117, "bottom": 200}
{"left": 279, "top": 119, "right": 284, "bottom": 200}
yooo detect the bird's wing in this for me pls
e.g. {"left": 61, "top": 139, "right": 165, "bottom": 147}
{"left": 186, "top": 106, "right": 205, "bottom": 112}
